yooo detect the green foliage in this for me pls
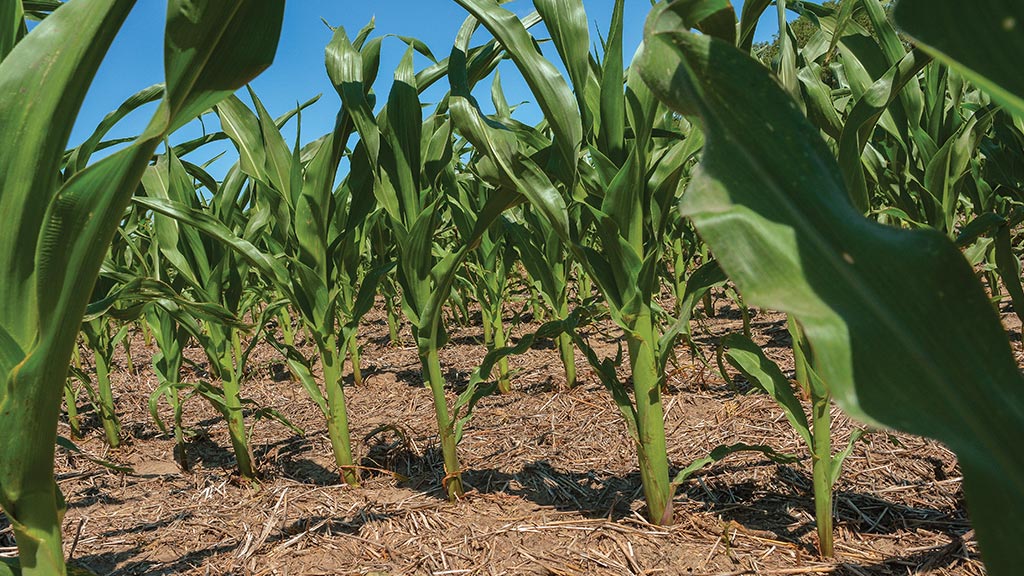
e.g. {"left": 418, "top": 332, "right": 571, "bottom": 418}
{"left": 0, "top": 1, "right": 284, "bottom": 572}
{"left": 1, "top": 2, "right": 1021, "bottom": 574}
{"left": 639, "top": 0, "right": 1024, "bottom": 572}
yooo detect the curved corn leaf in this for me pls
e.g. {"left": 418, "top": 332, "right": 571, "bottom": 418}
{"left": 721, "top": 335, "right": 812, "bottom": 447}
{"left": 737, "top": 0, "right": 771, "bottom": 52}
{"left": 534, "top": 0, "right": 591, "bottom": 137}
{"left": 639, "top": 4, "right": 1024, "bottom": 573}
{"left": 672, "top": 443, "right": 799, "bottom": 485}
{"left": 135, "top": 197, "right": 297, "bottom": 307}
{"left": 67, "top": 83, "right": 164, "bottom": 172}
{"left": 836, "top": 48, "right": 931, "bottom": 212}
{"left": 453, "top": 0, "right": 582, "bottom": 177}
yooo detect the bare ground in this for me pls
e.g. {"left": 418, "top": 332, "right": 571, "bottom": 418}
{"left": 3, "top": 293, "right": 1003, "bottom": 575}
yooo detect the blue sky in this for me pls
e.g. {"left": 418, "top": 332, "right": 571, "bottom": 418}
{"left": 69, "top": 1, "right": 785, "bottom": 175}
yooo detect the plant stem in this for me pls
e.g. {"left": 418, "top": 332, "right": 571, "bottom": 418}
{"left": 481, "top": 306, "right": 493, "bottom": 347}
{"left": 792, "top": 317, "right": 833, "bottom": 558}
{"left": 1, "top": 344, "right": 77, "bottom": 576}
{"left": 384, "top": 293, "right": 402, "bottom": 346}
{"left": 556, "top": 296, "right": 576, "bottom": 387}
{"left": 123, "top": 335, "right": 134, "bottom": 375}
{"left": 628, "top": 305, "right": 673, "bottom": 525}
{"left": 557, "top": 332, "right": 576, "bottom": 387}
{"left": 347, "top": 334, "right": 363, "bottom": 386}
{"left": 93, "top": 349, "right": 121, "bottom": 449}
{"left": 64, "top": 381, "right": 80, "bottom": 439}
{"left": 493, "top": 307, "right": 511, "bottom": 394}
{"left": 7, "top": 488, "right": 67, "bottom": 576}
{"left": 811, "top": 393, "right": 833, "bottom": 557}
{"left": 321, "top": 335, "right": 358, "bottom": 486}
{"left": 171, "top": 381, "right": 188, "bottom": 472}
{"left": 222, "top": 329, "right": 255, "bottom": 481}
{"left": 421, "top": 346, "right": 464, "bottom": 501}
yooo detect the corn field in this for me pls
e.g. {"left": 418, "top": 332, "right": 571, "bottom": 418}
{"left": 0, "top": 0, "right": 1022, "bottom": 574}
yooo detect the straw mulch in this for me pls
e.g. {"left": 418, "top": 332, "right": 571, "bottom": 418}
{"left": 0, "top": 294, "right": 989, "bottom": 575}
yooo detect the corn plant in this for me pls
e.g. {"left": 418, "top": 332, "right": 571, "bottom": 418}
{"left": 78, "top": 308, "right": 130, "bottom": 448}
{"left": 639, "top": 0, "right": 1023, "bottom": 572}
{"left": 331, "top": 13, "right": 567, "bottom": 499}
{"left": 142, "top": 18, "right": 528, "bottom": 494}
{"left": 139, "top": 150, "right": 295, "bottom": 482}
{"left": 141, "top": 24, "right": 391, "bottom": 487}
{"left": 345, "top": 48, "right": 470, "bottom": 500}
{"left": 145, "top": 302, "right": 193, "bottom": 471}
{"left": 134, "top": 236, "right": 242, "bottom": 473}
{"left": 449, "top": 0, "right": 713, "bottom": 525}
{"left": 720, "top": 325, "right": 866, "bottom": 557}
{"left": 458, "top": 180, "right": 516, "bottom": 393}
{"left": 504, "top": 207, "right": 578, "bottom": 387}
{"left": 0, "top": 1, "right": 284, "bottom": 573}
{"left": 368, "top": 212, "right": 406, "bottom": 346}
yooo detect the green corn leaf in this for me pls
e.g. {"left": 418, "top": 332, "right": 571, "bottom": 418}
{"left": 655, "top": 260, "right": 725, "bottom": 375}
{"left": 326, "top": 25, "right": 381, "bottom": 168}
{"left": 447, "top": 17, "right": 571, "bottom": 242}
{"left": 955, "top": 212, "right": 1006, "bottom": 247}
{"left": 67, "top": 83, "right": 164, "bottom": 172}
{"left": 738, "top": 0, "right": 771, "bottom": 52}
{"left": 248, "top": 86, "right": 295, "bottom": 199}
{"left": 829, "top": 428, "right": 867, "bottom": 486}
{"left": 160, "top": 2, "right": 284, "bottom": 132}
{"left": 721, "top": 335, "right": 813, "bottom": 448}
{"left": 798, "top": 64, "right": 844, "bottom": 141}
{"left": 894, "top": 0, "right": 1024, "bottom": 118}
{"left": 0, "top": 0, "right": 135, "bottom": 345}
{"left": 836, "top": 48, "right": 931, "bottom": 212}
{"left": 922, "top": 106, "right": 997, "bottom": 234}
{"left": 216, "top": 94, "right": 272, "bottom": 187}
{"left": 825, "top": 0, "right": 858, "bottom": 60}
{"left": 135, "top": 197, "right": 297, "bottom": 307}
{"left": 533, "top": 0, "right": 591, "bottom": 136}
{"left": 597, "top": 0, "right": 625, "bottom": 164}
{"left": 639, "top": 5, "right": 1024, "bottom": 573}
{"left": 453, "top": 0, "right": 582, "bottom": 178}
{"left": 264, "top": 333, "right": 328, "bottom": 416}
{"left": 0, "top": 0, "right": 24, "bottom": 62}
{"left": 862, "top": 0, "right": 924, "bottom": 131}
{"left": 672, "top": 443, "right": 799, "bottom": 486}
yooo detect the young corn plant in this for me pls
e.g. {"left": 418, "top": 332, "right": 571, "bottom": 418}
{"left": 720, "top": 323, "right": 866, "bottom": 557}
{"left": 79, "top": 309, "right": 131, "bottom": 448}
{"left": 505, "top": 205, "right": 580, "bottom": 388}
{"left": 449, "top": 0, "right": 707, "bottom": 525}
{"left": 136, "top": 238, "right": 243, "bottom": 473}
{"left": 336, "top": 17, "right": 554, "bottom": 499}
{"left": 139, "top": 150, "right": 287, "bottom": 482}
{"left": 145, "top": 302, "right": 194, "bottom": 472}
{"left": 142, "top": 22, "right": 397, "bottom": 486}
{"left": 0, "top": 2, "right": 284, "bottom": 573}
{"left": 346, "top": 47, "right": 470, "bottom": 498}
{"left": 367, "top": 211, "right": 407, "bottom": 346}
{"left": 457, "top": 181, "right": 516, "bottom": 393}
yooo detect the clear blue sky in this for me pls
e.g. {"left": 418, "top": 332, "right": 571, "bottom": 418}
{"left": 69, "top": 1, "right": 785, "bottom": 176}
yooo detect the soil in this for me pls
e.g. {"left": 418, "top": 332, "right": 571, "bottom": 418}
{"left": 2, "top": 291, "right": 1002, "bottom": 575}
